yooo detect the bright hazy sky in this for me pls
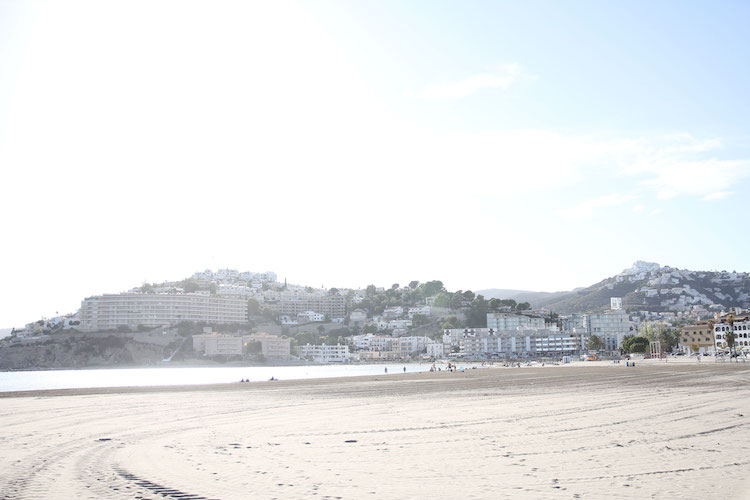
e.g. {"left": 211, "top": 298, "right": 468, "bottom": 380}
{"left": 1, "top": 1, "right": 750, "bottom": 327}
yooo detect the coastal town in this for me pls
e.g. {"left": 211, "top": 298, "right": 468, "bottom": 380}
{"left": 3, "top": 262, "right": 749, "bottom": 370}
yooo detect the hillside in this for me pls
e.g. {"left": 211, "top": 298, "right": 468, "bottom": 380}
{"left": 522, "top": 261, "right": 750, "bottom": 314}
{"left": 477, "top": 288, "right": 574, "bottom": 305}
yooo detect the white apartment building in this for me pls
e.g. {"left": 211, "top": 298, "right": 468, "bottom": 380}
{"left": 714, "top": 315, "right": 750, "bottom": 351}
{"left": 426, "top": 342, "right": 444, "bottom": 358}
{"left": 296, "top": 343, "right": 351, "bottom": 363}
{"left": 79, "top": 293, "right": 248, "bottom": 331}
{"left": 407, "top": 306, "right": 431, "bottom": 318}
{"left": 217, "top": 284, "right": 257, "bottom": 298}
{"left": 486, "top": 313, "right": 545, "bottom": 331}
{"left": 349, "top": 334, "right": 393, "bottom": 351}
{"left": 448, "top": 328, "right": 584, "bottom": 358}
{"left": 394, "top": 336, "right": 431, "bottom": 356}
{"left": 379, "top": 319, "right": 413, "bottom": 331}
{"left": 297, "top": 311, "right": 325, "bottom": 322}
{"left": 382, "top": 306, "right": 404, "bottom": 319}
{"left": 584, "top": 309, "right": 633, "bottom": 351}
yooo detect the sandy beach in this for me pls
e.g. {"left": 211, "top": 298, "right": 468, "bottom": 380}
{"left": 1, "top": 362, "right": 749, "bottom": 499}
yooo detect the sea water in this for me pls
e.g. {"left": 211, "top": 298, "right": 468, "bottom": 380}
{"left": 0, "top": 363, "right": 437, "bottom": 392}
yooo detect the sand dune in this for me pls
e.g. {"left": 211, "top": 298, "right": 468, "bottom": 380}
{"left": 1, "top": 363, "right": 749, "bottom": 499}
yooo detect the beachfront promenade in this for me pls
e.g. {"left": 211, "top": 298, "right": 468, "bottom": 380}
{"left": 1, "top": 362, "right": 749, "bottom": 499}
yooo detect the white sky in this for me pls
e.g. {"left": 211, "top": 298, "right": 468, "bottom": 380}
{"left": 1, "top": 1, "right": 749, "bottom": 327}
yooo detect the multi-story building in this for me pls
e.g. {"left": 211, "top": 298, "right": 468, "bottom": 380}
{"left": 448, "top": 328, "right": 584, "bottom": 358}
{"left": 561, "top": 314, "right": 586, "bottom": 333}
{"left": 243, "top": 333, "right": 291, "bottom": 358}
{"left": 486, "top": 313, "right": 545, "bottom": 331}
{"left": 216, "top": 284, "right": 257, "bottom": 298}
{"left": 713, "top": 315, "right": 750, "bottom": 351}
{"left": 79, "top": 293, "right": 248, "bottom": 331}
{"left": 348, "top": 334, "right": 393, "bottom": 352}
{"left": 193, "top": 333, "right": 244, "bottom": 356}
{"left": 349, "top": 309, "right": 368, "bottom": 326}
{"left": 679, "top": 321, "right": 715, "bottom": 353}
{"left": 382, "top": 306, "right": 404, "bottom": 319}
{"left": 426, "top": 342, "right": 444, "bottom": 358}
{"left": 393, "top": 336, "right": 431, "bottom": 357}
{"left": 296, "top": 343, "right": 351, "bottom": 363}
{"left": 408, "top": 306, "right": 431, "bottom": 318}
{"left": 297, "top": 311, "right": 325, "bottom": 323}
{"left": 584, "top": 310, "right": 633, "bottom": 351}
{"left": 270, "top": 294, "right": 346, "bottom": 320}
{"left": 378, "top": 319, "right": 412, "bottom": 331}
{"left": 358, "top": 350, "right": 399, "bottom": 361}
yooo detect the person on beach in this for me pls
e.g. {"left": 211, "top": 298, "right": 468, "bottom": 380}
{"left": 384, "top": 367, "right": 388, "bottom": 374}
{"left": 403, "top": 367, "right": 406, "bottom": 373}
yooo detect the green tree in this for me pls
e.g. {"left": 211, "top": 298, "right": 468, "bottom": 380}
{"left": 439, "top": 316, "right": 460, "bottom": 330}
{"left": 516, "top": 302, "right": 531, "bottom": 311}
{"left": 408, "top": 280, "right": 420, "bottom": 289}
{"left": 488, "top": 298, "right": 503, "bottom": 311}
{"left": 261, "top": 307, "right": 277, "bottom": 321}
{"left": 328, "top": 288, "right": 339, "bottom": 295}
{"left": 587, "top": 335, "right": 604, "bottom": 351}
{"left": 462, "top": 290, "right": 475, "bottom": 301}
{"left": 622, "top": 336, "right": 649, "bottom": 353}
{"left": 411, "top": 314, "right": 429, "bottom": 327}
{"left": 362, "top": 324, "right": 378, "bottom": 334}
{"left": 391, "top": 283, "right": 400, "bottom": 290}
{"left": 464, "top": 295, "right": 488, "bottom": 327}
{"left": 180, "top": 280, "right": 200, "bottom": 293}
{"left": 366, "top": 284, "right": 377, "bottom": 297}
{"left": 247, "top": 298, "right": 261, "bottom": 316}
{"left": 432, "top": 291, "right": 452, "bottom": 308}
{"left": 421, "top": 280, "right": 445, "bottom": 297}
{"left": 498, "top": 299, "right": 517, "bottom": 310}
{"left": 640, "top": 321, "right": 679, "bottom": 352}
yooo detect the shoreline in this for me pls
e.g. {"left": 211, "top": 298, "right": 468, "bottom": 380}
{"left": 1, "top": 359, "right": 744, "bottom": 398}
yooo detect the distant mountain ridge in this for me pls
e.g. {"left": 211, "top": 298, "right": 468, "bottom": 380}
{"left": 478, "top": 261, "right": 750, "bottom": 314}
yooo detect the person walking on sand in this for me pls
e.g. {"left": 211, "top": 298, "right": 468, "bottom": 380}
{"left": 403, "top": 366, "right": 406, "bottom": 373}
{"left": 384, "top": 367, "right": 388, "bottom": 374}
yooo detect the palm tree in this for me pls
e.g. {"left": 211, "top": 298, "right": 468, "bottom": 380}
{"left": 726, "top": 314, "right": 736, "bottom": 362}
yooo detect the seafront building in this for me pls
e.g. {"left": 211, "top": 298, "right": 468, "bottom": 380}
{"left": 79, "top": 293, "right": 248, "bottom": 331}
{"left": 713, "top": 315, "right": 750, "bottom": 351}
{"left": 584, "top": 309, "right": 633, "bottom": 351}
{"left": 444, "top": 328, "right": 583, "bottom": 358}
{"left": 296, "top": 343, "right": 351, "bottom": 362}
{"left": 486, "top": 313, "right": 545, "bottom": 331}
{"left": 679, "top": 321, "right": 715, "bottom": 353}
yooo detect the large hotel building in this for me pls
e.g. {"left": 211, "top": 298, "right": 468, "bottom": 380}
{"left": 79, "top": 293, "right": 248, "bottom": 331}
{"left": 269, "top": 294, "right": 346, "bottom": 320}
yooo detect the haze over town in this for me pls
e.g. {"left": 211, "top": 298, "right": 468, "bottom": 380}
{"left": 2, "top": 1, "right": 750, "bottom": 329}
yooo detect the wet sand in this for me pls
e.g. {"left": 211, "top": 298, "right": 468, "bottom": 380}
{"left": 1, "top": 363, "right": 749, "bottom": 499}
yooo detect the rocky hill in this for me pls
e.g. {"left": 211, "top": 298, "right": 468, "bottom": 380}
{"left": 482, "top": 261, "right": 750, "bottom": 315}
